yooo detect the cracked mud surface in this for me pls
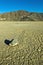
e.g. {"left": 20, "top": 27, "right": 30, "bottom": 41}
{"left": 0, "top": 30, "right": 43, "bottom": 65}
{"left": 0, "top": 22, "right": 43, "bottom": 65}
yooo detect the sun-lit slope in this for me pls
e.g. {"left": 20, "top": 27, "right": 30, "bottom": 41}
{"left": 0, "top": 10, "right": 43, "bottom": 21}
{"left": 0, "top": 22, "right": 43, "bottom": 65}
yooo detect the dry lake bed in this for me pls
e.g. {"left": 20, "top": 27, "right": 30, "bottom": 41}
{"left": 0, "top": 21, "right": 43, "bottom": 65}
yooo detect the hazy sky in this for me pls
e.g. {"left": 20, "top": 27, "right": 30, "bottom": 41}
{"left": 0, "top": 0, "right": 43, "bottom": 13}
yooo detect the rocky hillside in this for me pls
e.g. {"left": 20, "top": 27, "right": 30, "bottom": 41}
{"left": 0, "top": 10, "right": 43, "bottom": 21}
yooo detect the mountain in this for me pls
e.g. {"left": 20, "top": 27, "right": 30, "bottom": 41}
{"left": 0, "top": 10, "right": 43, "bottom": 21}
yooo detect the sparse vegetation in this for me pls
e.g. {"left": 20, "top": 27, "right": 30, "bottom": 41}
{"left": 0, "top": 21, "right": 43, "bottom": 65}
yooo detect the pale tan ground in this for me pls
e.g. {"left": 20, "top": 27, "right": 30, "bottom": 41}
{"left": 0, "top": 21, "right": 43, "bottom": 65}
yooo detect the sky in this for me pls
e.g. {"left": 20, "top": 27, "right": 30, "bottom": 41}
{"left": 0, "top": 0, "right": 43, "bottom": 13}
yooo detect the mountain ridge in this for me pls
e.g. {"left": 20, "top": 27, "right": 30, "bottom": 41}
{"left": 0, "top": 10, "right": 43, "bottom": 21}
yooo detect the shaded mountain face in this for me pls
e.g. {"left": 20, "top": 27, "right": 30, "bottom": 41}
{"left": 0, "top": 10, "right": 43, "bottom": 21}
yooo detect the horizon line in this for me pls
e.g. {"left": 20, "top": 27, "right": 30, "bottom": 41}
{"left": 0, "top": 10, "right": 43, "bottom": 14}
